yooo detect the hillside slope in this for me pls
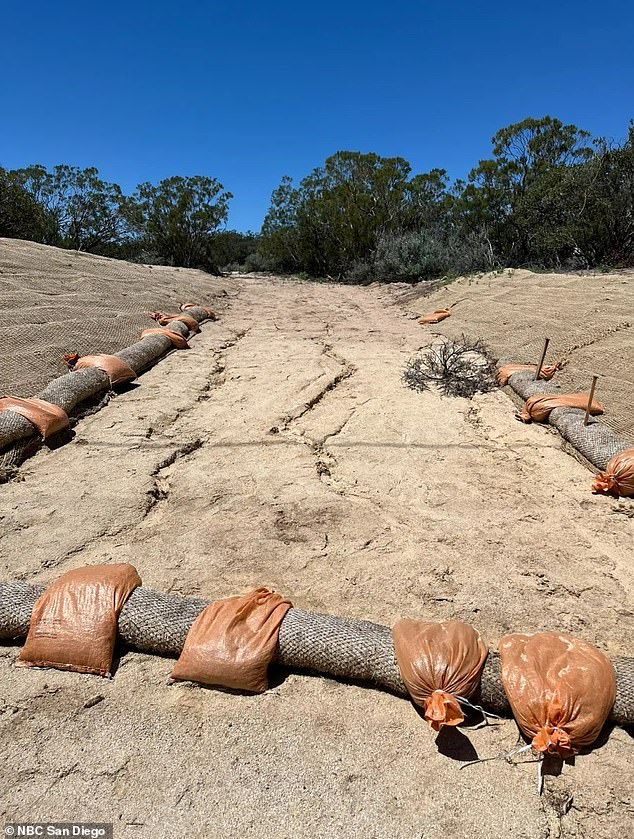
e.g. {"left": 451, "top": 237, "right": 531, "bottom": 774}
{"left": 0, "top": 238, "right": 233, "bottom": 397}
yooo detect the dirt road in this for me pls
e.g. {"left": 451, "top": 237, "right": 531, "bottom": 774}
{"left": 1, "top": 276, "right": 632, "bottom": 838}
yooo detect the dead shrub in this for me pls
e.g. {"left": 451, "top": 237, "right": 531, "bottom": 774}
{"left": 403, "top": 336, "right": 497, "bottom": 399}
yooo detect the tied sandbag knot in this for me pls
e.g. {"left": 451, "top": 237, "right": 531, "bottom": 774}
{"left": 65, "top": 354, "right": 137, "bottom": 386}
{"left": 518, "top": 392, "right": 604, "bottom": 424}
{"left": 392, "top": 619, "right": 488, "bottom": 731}
{"left": 497, "top": 361, "right": 564, "bottom": 387}
{"left": 424, "top": 690, "right": 465, "bottom": 730}
{"left": 532, "top": 725, "right": 574, "bottom": 759}
{"left": 140, "top": 328, "right": 190, "bottom": 349}
{"left": 498, "top": 632, "right": 616, "bottom": 759}
{"left": 171, "top": 587, "right": 293, "bottom": 693}
{"left": 17, "top": 563, "right": 141, "bottom": 678}
{"left": 418, "top": 308, "right": 451, "bottom": 325}
{"left": 0, "top": 396, "right": 69, "bottom": 439}
{"left": 149, "top": 312, "right": 201, "bottom": 333}
{"left": 592, "top": 448, "right": 634, "bottom": 497}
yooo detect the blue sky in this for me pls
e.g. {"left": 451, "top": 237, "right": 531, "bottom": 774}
{"left": 2, "top": 1, "right": 633, "bottom": 232}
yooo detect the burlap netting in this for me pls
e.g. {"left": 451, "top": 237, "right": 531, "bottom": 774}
{"left": 73, "top": 354, "right": 137, "bottom": 386}
{"left": 1, "top": 581, "right": 633, "bottom": 725}
{"left": 17, "top": 564, "right": 141, "bottom": 677}
{"left": 0, "top": 396, "right": 69, "bottom": 439}
{"left": 393, "top": 619, "right": 488, "bottom": 730}
{"left": 499, "top": 632, "right": 617, "bottom": 758}
{"left": 171, "top": 588, "right": 292, "bottom": 692}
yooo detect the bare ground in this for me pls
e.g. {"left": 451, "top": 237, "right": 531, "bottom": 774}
{"left": 1, "top": 274, "right": 633, "bottom": 838}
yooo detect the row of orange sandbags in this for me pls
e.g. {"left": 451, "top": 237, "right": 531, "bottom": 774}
{"left": 497, "top": 361, "right": 634, "bottom": 498}
{"left": 16, "top": 565, "right": 616, "bottom": 763}
{"left": 0, "top": 303, "right": 215, "bottom": 441}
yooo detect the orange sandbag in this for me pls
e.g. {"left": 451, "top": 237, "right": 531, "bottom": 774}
{"left": 73, "top": 354, "right": 137, "bottom": 385}
{"left": 418, "top": 308, "right": 451, "bottom": 325}
{"left": 180, "top": 302, "right": 217, "bottom": 319}
{"left": 171, "top": 587, "right": 293, "bottom": 693}
{"left": 140, "top": 327, "right": 190, "bottom": 349}
{"left": 499, "top": 632, "right": 616, "bottom": 758}
{"left": 497, "top": 361, "right": 563, "bottom": 386}
{"left": 392, "top": 619, "right": 488, "bottom": 731}
{"left": 17, "top": 563, "right": 141, "bottom": 677}
{"left": 592, "top": 448, "right": 634, "bottom": 497}
{"left": 0, "top": 396, "right": 69, "bottom": 439}
{"left": 151, "top": 312, "right": 200, "bottom": 333}
{"left": 518, "top": 392, "right": 603, "bottom": 423}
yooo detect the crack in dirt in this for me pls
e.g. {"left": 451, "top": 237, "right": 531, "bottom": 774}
{"left": 145, "top": 437, "right": 205, "bottom": 515}
{"left": 279, "top": 366, "right": 356, "bottom": 428}
{"left": 272, "top": 336, "right": 359, "bottom": 494}
{"left": 39, "top": 329, "right": 251, "bottom": 569}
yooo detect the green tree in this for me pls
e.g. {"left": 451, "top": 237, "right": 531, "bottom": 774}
{"left": 514, "top": 125, "right": 634, "bottom": 267}
{"left": 0, "top": 167, "right": 55, "bottom": 242}
{"left": 261, "top": 152, "right": 415, "bottom": 277}
{"left": 405, "top": 168, "right": 453, "bottom": 229}
{"left": 129, "top": 175, "right": 232, "bottom": 270}
{"left": 455, "top": 117, "right": 596, "bottom": 264}
{"left": 14, "top": 164, "right": 130, "bottom": 252}
{"left": 211, "top": 230, "right": 260, "bottom": 269}
{"left": 260, "top": 176, "right": 302, "bottom": 271}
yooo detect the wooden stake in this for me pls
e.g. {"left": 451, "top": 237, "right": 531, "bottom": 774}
{"left": 584, "top": 375, "right": 599, "bottom": 426}
{"left": 534, "top": 338, "right": 550, "bottom": 380}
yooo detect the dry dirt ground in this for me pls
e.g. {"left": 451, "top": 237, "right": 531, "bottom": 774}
{"left": 1, "top": 271, "right": 633, "bottom": 838}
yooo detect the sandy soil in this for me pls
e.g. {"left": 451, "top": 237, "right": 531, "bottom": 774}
{"left": 1, "top": 274, "right": 633, "bottom": 838}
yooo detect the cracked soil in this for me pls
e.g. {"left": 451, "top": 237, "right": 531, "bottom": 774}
{"left": 1, "top": 274, "right": 633, "bottom": 838}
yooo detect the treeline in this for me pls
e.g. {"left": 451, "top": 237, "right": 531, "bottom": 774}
{"left": 0, "top": 164, "right": 257, "bottom": 272}
{"left": 2, "top": 116, "right": 633, "bottom": 281}
{"left": 257, "top": 116, "right": 634, "bottom": 281}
